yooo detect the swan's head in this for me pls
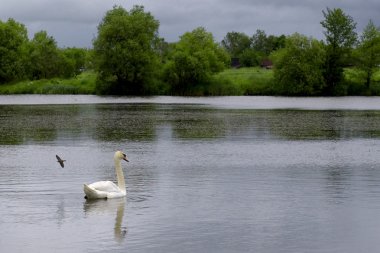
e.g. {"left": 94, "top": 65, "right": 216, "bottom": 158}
{"left": 114, "top": 151, "right": 129, "bottom": 162}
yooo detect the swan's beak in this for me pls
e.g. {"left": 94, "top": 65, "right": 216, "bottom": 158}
{"left": 123, "top": 154, "right": 129, "bottom": 162}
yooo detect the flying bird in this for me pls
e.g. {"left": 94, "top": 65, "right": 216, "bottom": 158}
{"left": 56, "top": 155, "right": 66, "bottom": 168}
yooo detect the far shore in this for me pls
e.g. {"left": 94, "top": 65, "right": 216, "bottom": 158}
{"left": 0, "top": 67, "right": 379, "bottom": 96}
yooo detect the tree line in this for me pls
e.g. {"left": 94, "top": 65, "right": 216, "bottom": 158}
{"left": 0, "top": 19, "right": 91, "bottom": 83}
{"left": 1, "top": 6, "right": 379, "bottom": 96}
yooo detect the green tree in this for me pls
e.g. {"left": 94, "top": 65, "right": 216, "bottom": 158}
{"left": 266, "top": 34, "right": 286, "bottom": 52}
{"left": 0, "top": 18, "right": 29, "bottom": 83}
{"left": 59, "top": 47, "right": 89, "bottom": 78}
{"left": 355, "top": 20, "right": 380, "bottom": 88}
{"left": 28, "top": 31, "right": 62, "bottom": 79}
{"left": 239, "top": 48, "right": 261, "bottom": 67}
{"left": 249, "top": 30, "right": 286, "bottom": 66}
{"left": 320, "top": 8, "right": 357, "bottom": 94}
{"left": 221, "top": 31, "right": 251, "bottom": 57}
{"left": 273, "top": 33, "right": 326, "bottom": 95}
{"left": 251, "top": 30, "right": 286, "bottom": 56}
{"left": 93, "top": 5, "right": 160, "bottom": 95}
{"left": 164, "top": 27, "right": 229, "bottom": 95}
{"left": 153, "top": 37, "right": 172, "bottom": 64}
{"left": 251, "top": 29, "right": 268, "bottom": 54}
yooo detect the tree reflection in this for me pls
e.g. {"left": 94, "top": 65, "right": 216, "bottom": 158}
{"left": 323, "top": 165, "right": 353, "bottom": 201}
{"left": 92, "top": 104, "right": 156, "bottom": 142}
{"left": 234, "top": 110, "right": 380, "bottom": 141}
{"left": 2, "top": 104, "right": 380, "bottom": 145}
{"left": 0, "top": 105, "right": 77, "bottom": 144}
{"left": 171, "top": 108, "right": 226, "bottom": 139}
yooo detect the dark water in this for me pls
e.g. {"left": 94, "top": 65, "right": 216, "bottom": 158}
{"left": 1, "top": 96, "right": 380, "bottom": 252}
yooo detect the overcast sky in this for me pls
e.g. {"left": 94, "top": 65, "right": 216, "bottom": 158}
{"left": 1, "top": 0, "right": 379, "bottom": 48}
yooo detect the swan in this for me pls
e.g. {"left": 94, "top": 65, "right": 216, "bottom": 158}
{"left": 84, "top": 151, "right": 129, "bottom": 199}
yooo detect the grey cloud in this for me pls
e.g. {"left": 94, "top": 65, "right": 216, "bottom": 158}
{"left": 0, "top": 0, "right": 379, "bottom": 47}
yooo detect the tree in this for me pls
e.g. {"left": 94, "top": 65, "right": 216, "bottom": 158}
{"left": 0, "top": 18, "right": 29, "bottom": 83}
{"left": 320, "top": 8, "right": 357, "bottom": 94}
{"left": 28, "top": 31, "right": 62, "bottom": 79}
{"left": 273, "top": 33, "right": 326, "bottom": 95}
{"left": 239, "top": 48, "right": 261, "bottom": 67}
{"left": 93, "top": 5, "right": 160, "bottom": 95}
{"left": 355, "top": 20, "right": 380, "bottom": 88}
{"left": 251, "top": 29, "right": 269, "bottom": 54}
{"left": 164, "top": 27, "right": 229, "bottom": 95}
{"left": 60, "top": 47, "right": 88, "bottom": 77}
{"left": 221, "top": 31, "right": 251, "bottom": 58}
{"left": 153, "top": 37, "right": 173, "bottom": 64}
{"left": 266, "top": 34, "right": 286, "bottom": 52}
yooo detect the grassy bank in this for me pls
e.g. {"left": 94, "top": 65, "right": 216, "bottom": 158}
{"left": 0, "top": 71, "right": 97, "bottom": 95}
{"left": 208, "top": 67, "right": 274, "bottom": 95}
{"left": 0, "top": 68, "right": 274, "bottom": 96}
{"left": 1, "top": 67, "right": 379, "bottom": 96}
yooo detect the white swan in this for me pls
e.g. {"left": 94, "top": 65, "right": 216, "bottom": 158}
{"left": 84, "top": 151, "right": 129, "bottom": 199}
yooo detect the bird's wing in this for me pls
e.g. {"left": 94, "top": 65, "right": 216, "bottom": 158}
{"left": 56, "top": 155, "right": 64, "bottom": 168}
{"left": 88, "top": 181, "right": 120, "bottom": 192}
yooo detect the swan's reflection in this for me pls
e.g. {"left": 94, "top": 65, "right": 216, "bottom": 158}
{"left": 83, "top": 197, "right": 127, "bottom": 243}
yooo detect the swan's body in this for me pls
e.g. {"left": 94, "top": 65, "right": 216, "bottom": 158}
{"left": 84, "top": 151, "right": 128, "bottom": 199}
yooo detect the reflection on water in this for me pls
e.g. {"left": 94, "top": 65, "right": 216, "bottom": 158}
{"left": 1, "top": 96, "right": 380, "bottom": 253}
{"left": 84, "top": 198, "right": 127, "bottom": 243}
{"left": 2, "top": 104, "right": 380, "bottom": 145}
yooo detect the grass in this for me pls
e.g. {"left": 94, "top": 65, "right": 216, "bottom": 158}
{"left": 1, "top": 67, "right": 379, "bottom": 96}
{"left": 208, "top": 67, "right": 274, "bottom": 95}
{"left": 0, "top": 71, "right": 97, "bottom": 95}
{"left": 343, "top": 68, "right": 380, "bottom": 95}
{"left": 0, "top": 67, "right": 272, "bottom": 96}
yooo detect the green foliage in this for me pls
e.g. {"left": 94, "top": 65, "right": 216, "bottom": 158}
{"left": 221, "top": 30, "right": 286, "bottom": 68}
{"left": 28, "top": 31, "right": 63, "bottom": 79}
{"left": 60, "top": 47, "right": 88, "bottom": 77}
{"left": 354, "top": 20, "right": 380, "bottom": 88}
{"left": 221, "top": 31, "right": 251, "bottom": 58}
{"left": 93, "top": 5, "right": 160, "bottom": 95}
{"left": 239, "top": 48, "right": 262, "bottom": 67}
{"left": 0, "top": 17, "right": 92, "bottom": 85}
{"left": 251, "top": 30, "right": 286, "bottom": 56}
{"left": 321, "top": 8, "right": 357, "bottom": 94}
{"left": 27, "top": 33, "right": 90, "bottom": 80}
{"left": 209, "top": 67, "right": 274, "bottom": 95}
{"left": 164, "top": 27, "right": 230, "bottom": 95}
{"left": 1, "top": 6, "right": 380, "bottom": 97}
{"left": 0, "top": 18, "right": 29, "bottom": 83}
{"left": 0, "top": 71, "right": 96, "bottom": 94}
{"left": 251, "top": 29, "right": 269, "bottom": 54}
{"left": 273, "top": 33, "right": 326, "bottom": 96}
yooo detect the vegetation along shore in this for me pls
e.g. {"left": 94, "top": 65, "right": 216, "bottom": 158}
{"left": 0, "top": 6, "right": 379, "bottom": 96}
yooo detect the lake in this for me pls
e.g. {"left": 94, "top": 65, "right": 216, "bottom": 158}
{"left": 1, "top": 95, "right": 380, "bottom": 253}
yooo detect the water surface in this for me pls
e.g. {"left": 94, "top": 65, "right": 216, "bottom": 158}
{"left": 1, "top": 95, "right": 380, "bottom": 253}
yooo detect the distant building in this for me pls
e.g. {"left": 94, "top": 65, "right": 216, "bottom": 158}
{"left": 231, "top": 58, "right": 241, "bottom": 68}
{"left": 260, "top": 59, "right": 273, "bottom": 69}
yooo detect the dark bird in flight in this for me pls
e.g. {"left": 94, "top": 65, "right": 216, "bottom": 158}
{"left": 56, "top": 155, "right": 66, "bottom": 168}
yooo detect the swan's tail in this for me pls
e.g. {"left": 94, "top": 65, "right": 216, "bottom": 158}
{"left": 84, "top": 184, "right": 107, "bottom": 199}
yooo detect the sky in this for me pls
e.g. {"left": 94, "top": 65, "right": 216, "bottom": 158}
{"left": 0, "top": 0, "right": 379, "bottom": 48}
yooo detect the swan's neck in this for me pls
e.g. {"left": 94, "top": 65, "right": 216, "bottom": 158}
{"left": 114, "top": 159, "right": 126, "bottom": 192}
